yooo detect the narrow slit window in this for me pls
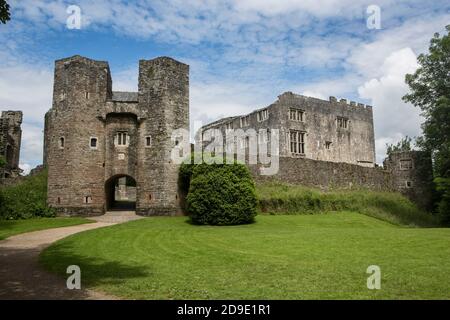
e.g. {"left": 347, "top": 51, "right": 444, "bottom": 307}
{"left": 59, "top": 137, "right": 65, "bottom": 149}
{"left": 146, "top": 136, "right": 152, "bottom": 147}
{"left": 90, "top": 137, "right": 97, "bottom": 149}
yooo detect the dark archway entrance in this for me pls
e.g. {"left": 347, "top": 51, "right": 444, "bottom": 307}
{"left": 105, "top": 175, "right": 136, "bottom": 211}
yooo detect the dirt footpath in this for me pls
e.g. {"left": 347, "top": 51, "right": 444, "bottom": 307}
{"left": 0, "top": 212, "right": 142, "bottom": 300}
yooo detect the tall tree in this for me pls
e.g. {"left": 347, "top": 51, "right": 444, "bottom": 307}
{"left": 0, "top": 0, "right": 10, "bottom": 24}
{"left": 403, "top": 25, "right": 450, "bottom": 223}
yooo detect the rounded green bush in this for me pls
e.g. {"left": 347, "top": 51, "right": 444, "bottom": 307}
{"left": 186, "top": 163, "right": 257, "bottom": 225}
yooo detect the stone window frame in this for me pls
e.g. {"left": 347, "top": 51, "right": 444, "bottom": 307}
{"left": 257, "top": 109, "right": 269, "bottom": 122}
{"left": 289, "top": 130, "right": 306, "bottom": 155}
{"left": 337, "top": 116, "right": 349, "bottom": 129}
{"left": 83, "top": 196, "right": 92, "bottom": 204}
{"left": 115, "top": 131, "right": 129, "bottom": 147}
{"left": 405, "top": 180, "right": 412, "bottom": 188}
{"left": 400, "top": 159, "right": 413, "bottom": 170}
{"left": 289, "top": 108, "right": 305, "bottom": 122}
{"left": 240, "top": 115, "right": 250, "bottom": 128}
{"left": 145, "top": 135, "right": 152, "bottom": 148}
{"left": 59, "top": 136, "right": 65, "bottom": 149}
{"left": 325, "top": 141, "right": 332, "bottom": 150}
{"left": 225, "top": 122, "right": 233, "bottom": 130}
{"left": 90, "top": 137, "right": 98, "bottom": 150}
{"left": 258, "top": 129, "right": 270, "bottom": 144}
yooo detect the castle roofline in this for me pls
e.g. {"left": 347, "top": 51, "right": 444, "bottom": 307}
{"left": 55, "top": 55, "right": 110, "bottom": 67}
{"left": 201, "top": 116, "right": 239, "bottom": 130}
{"left": 277, "top": 91, "right": 373, "bottom": 110}
{"left": 139, "top": 56, "right": 189, "bottom": 67}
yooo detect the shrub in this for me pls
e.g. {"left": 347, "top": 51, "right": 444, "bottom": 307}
{"left": 0, "top": 169, "right": 56, "bottom": 220}
{"left": 185, "top": 162, "right": 258, "bottom": 225}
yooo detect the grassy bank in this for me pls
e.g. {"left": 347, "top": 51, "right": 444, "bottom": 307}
{"left": 0, "top": 217, "right": 93, "bottom": 240}
{"left": 256, "top": 182, "right": 438, "bottom": 227}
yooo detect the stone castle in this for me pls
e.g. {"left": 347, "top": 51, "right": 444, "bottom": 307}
{"left": 201, "top": 92, "right": 376, "bottom": 167}
{"left": 1, "top": 54, "right": 433, "bottom": 214}
{"left": 0, "top": 111, "right": 22, "bottom": 180}
{"left": 43, "top": 55, "right": 189, "bottom": 216}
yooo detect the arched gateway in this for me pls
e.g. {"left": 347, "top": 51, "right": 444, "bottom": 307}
{"left": 44, "top": 55, "right": 189, "bottom": 216}
{"left": 105, "top": 175, "right": 136, "bottom": 211}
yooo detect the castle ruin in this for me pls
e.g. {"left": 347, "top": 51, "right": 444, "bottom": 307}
{"left": 0, "top": 111, "right": 23, "bottom": 181}
{"left": 42, "top": 55, "right": 433, "bottom": 215}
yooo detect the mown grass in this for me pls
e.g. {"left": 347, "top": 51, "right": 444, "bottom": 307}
{"left": 256, "top": 182, "right": 438, "bottom": 227}
{"left": 40, "top": 213, "right": 450, "bottom": 299}
{"left": 0, "top": 217, "right": 93, "bottom": 240}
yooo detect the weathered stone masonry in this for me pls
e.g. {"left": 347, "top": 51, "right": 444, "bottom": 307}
{"left": 201, "top": 93, "right": 433, "bottom": 209}
{"left": 44, "top": 55, "right": 189, "bottom": 216}
{"left": 0, "top": 111, "right": 22, "bottom": 181}
{"left": 43, "top": 55, "right": 433, "bottom": 215}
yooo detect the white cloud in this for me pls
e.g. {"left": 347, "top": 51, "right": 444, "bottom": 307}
{"left": 358, "top": 47, "right": 422, "bottom": 163}
{"left": 4, "top": 0, "right": 450, "bottom": 168}
{"left": 19, "top": 163, "right": 32, "bottom": 175}
{"left": 20, "top": 122, "right": 45, "bottom": 169}
{"left": 0, "top": 64, "right": 53, "bottom": 124}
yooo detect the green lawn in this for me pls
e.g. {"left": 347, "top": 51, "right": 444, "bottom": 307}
{"left": 40, "top": 213, "right": 450, "bottom": 299}
{"left": 0, "top": 218, "right": 93, "bottom": 240}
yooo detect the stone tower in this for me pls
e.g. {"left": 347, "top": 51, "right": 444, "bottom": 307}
{"left": 0, "top": 110, "right": 23, "bottom": 179}
{"left": 45, "top": 55, "right": 189, "bottom": 216}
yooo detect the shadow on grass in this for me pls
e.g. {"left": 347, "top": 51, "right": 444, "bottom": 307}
{"left": 39, "top": 241, "right": 150, "bottom": 289}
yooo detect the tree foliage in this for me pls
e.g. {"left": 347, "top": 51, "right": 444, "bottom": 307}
{"left": 403, "top": 25, "right": 450, "bottom": 223}
{"left": 0, "top": 0, "right": 10, "bottom": 24}
{"left": 386, "top": 136, "right": 414, "bottom": 156}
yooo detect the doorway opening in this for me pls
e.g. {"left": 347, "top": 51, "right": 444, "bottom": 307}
{"left": 105, "top": 175, "right": 136, "bottom": 211}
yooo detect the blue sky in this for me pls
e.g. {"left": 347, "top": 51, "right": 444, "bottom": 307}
{"left": 1, "top": 0, "right": 449, "bottom": 172}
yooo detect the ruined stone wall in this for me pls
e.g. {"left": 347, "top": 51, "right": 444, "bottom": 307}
{"left": 249, "top": 156, "right": 394, "bottom": 191}
{"left": 0, "top": 110, "right": 23, "bottom": 180}
{"left": 383, "top": 151, "right": 434, "bottom": 210}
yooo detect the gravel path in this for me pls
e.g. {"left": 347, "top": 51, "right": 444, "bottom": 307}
{"left": 0, "top": 212, "right": 142, "bottom": 300}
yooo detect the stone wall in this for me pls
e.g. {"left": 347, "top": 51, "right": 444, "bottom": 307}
{"left": 0, "top": 110, "right": 23, "bottom": 181}
{"left": 249, "top": 156, "right": 394, "bottom": 191}
{"left": 384, "top": 151, "right": 434, "bottom": 210}
{"left": 45, "top": 55, "right": 189, "bottom": 216}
